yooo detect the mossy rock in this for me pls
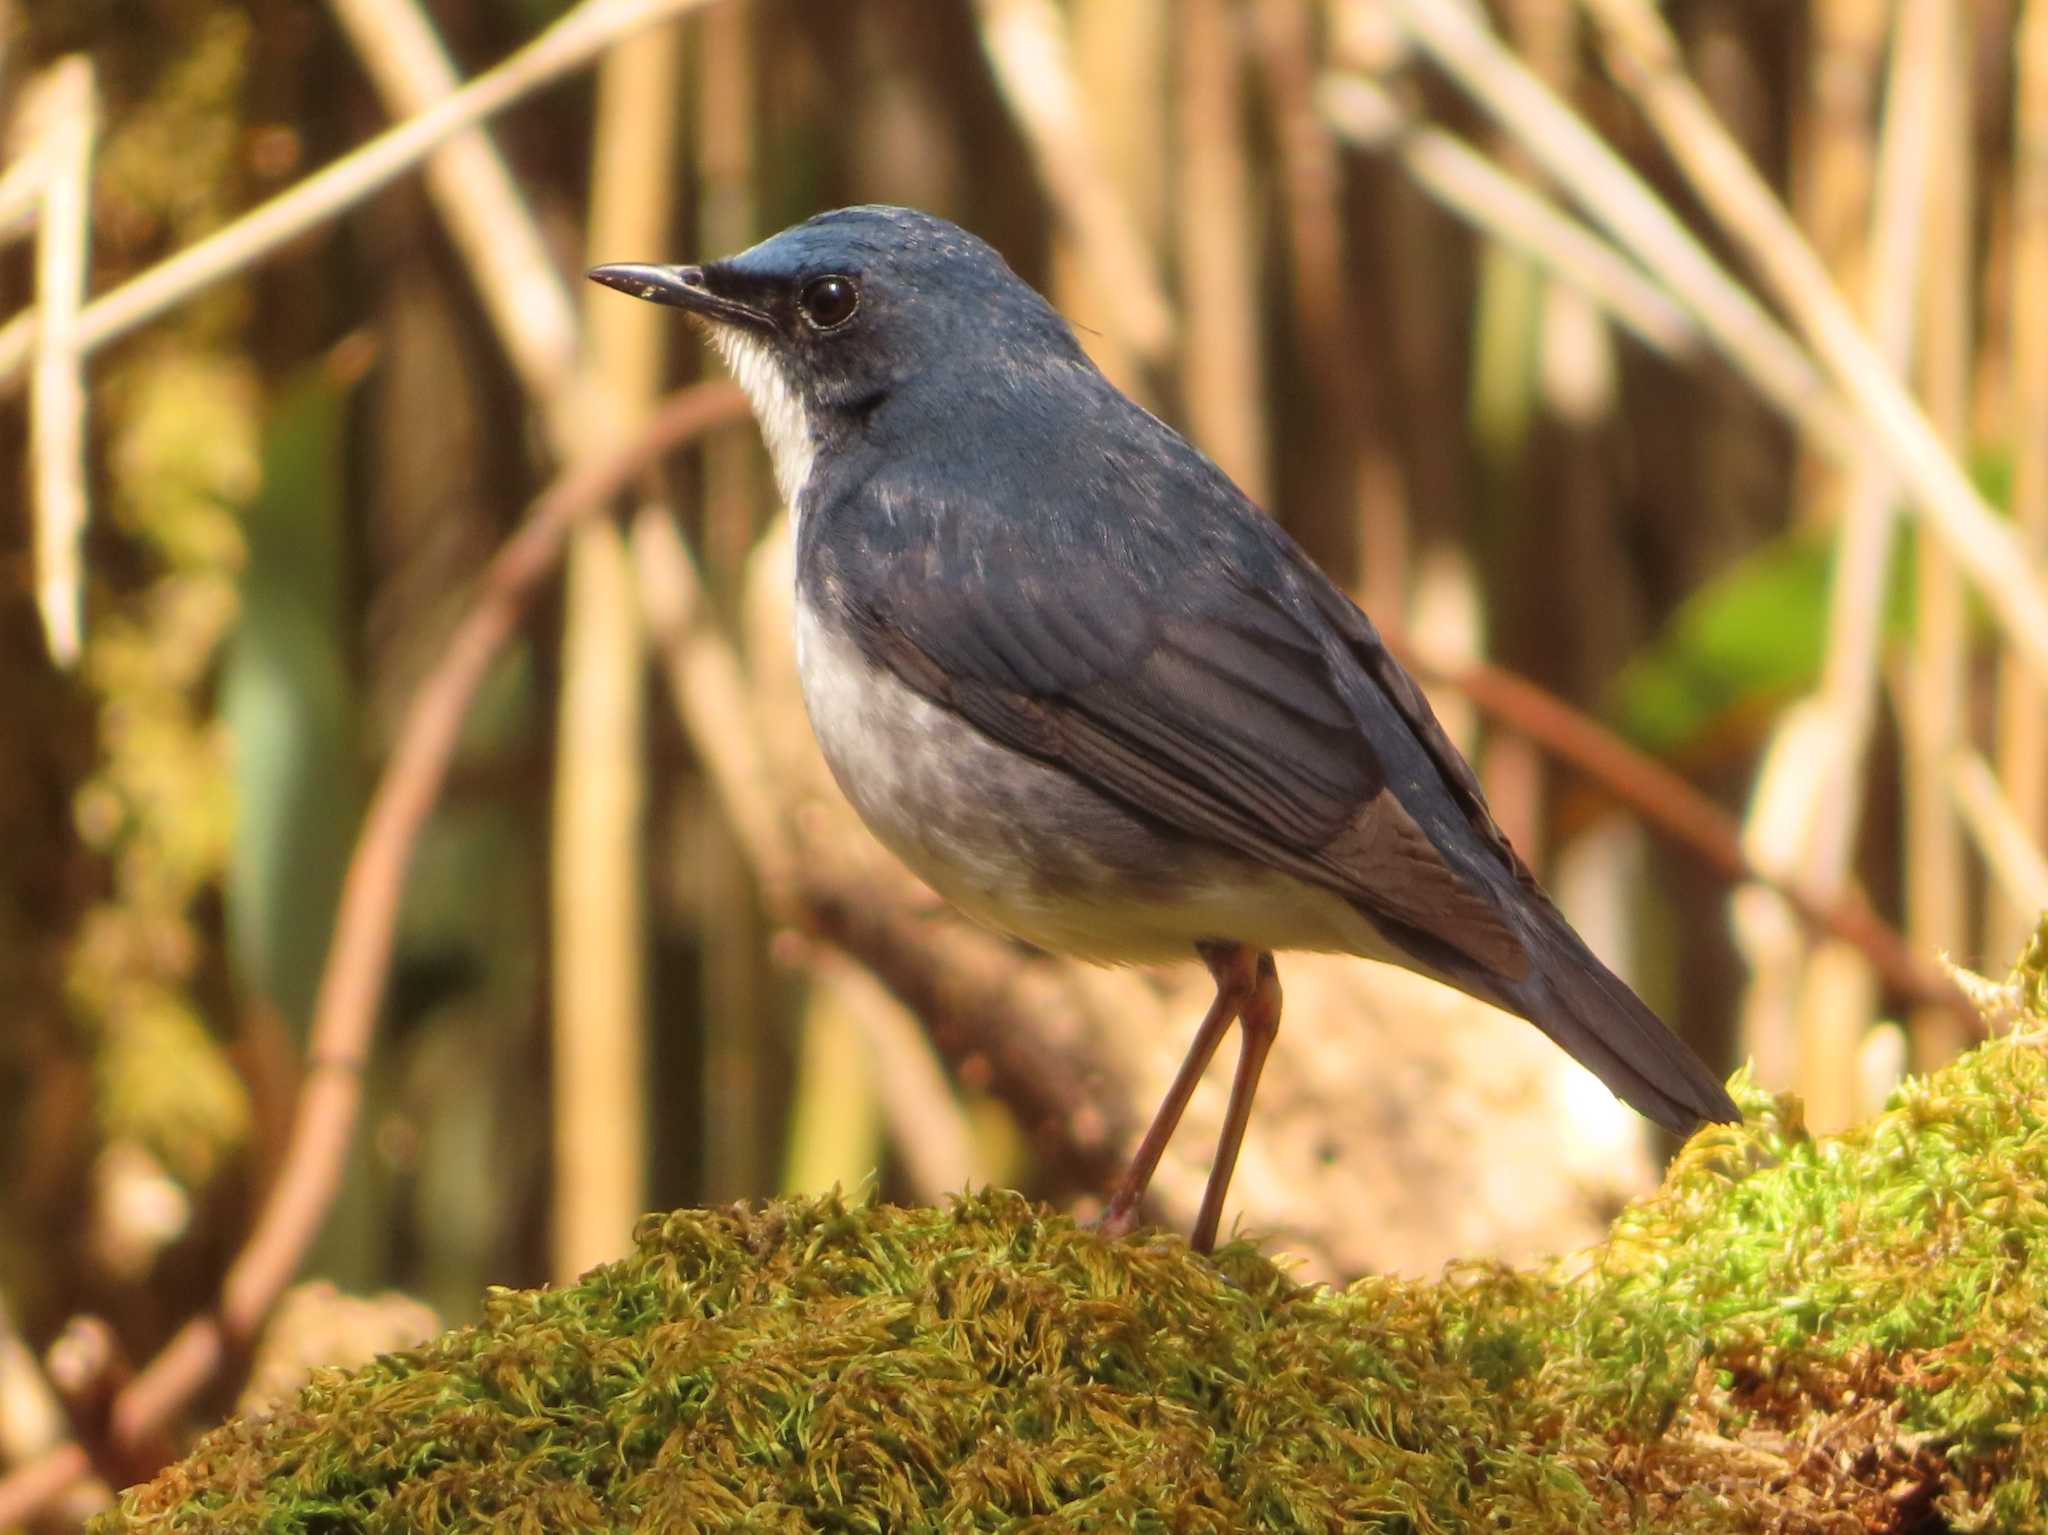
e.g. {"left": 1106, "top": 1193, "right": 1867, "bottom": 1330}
{"left": 101, "top": 974, "right": 2048, "bottom": 1532}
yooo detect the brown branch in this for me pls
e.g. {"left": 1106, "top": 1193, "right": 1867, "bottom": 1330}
{"left": 0, "top": 382, "right": 749, "bottom": 1528}
{"left": 0, "top": 1442, "right": 89, "bottom": 1531}
{"left": 1406, "top": 644, "right": 1973, "bottom": 1025}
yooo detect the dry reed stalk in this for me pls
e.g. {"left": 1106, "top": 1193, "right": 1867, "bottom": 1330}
{"left": 543, "top": 22, "right": 690, "bottom": 1280}
{"left": 324, "top": 0, "right": 681, "bottom": 1292}
{"left": 1316, "top": 76, "right": 1699, "bottom": 362}
{"left": 322, "top": 0, "right": 579, "bottom": 412}
{"left": 695, "top": 3, "right": 760, "bottom": 587}
{"left": 1176, "top": 0, "right": 1269, "bottom": 503}
{"left": 1384, "top": 0, "right": 1863, "bottom": 468}
{"left": 811, "top": 955, "right": 987, "bottom": 1203}
{"left": 1735, "top": 0, "right": 1944, "bottom": 1102}
{"left": 1056, "top": 0, "right": 1168, "bottom": 399}
{"left": 1795, "top": 0, "right": 1887, "bottom": 332}
{"left": 1994, "top": 0, "right": 2048, "bottom": 957}
{"left": 1572, "top": 0, "right": 2048, "bottom": 683}
{"left": 1901, "top": 0, "right": 1975, "bottom": 1063}
{"left": 971, "top": 0, "right": 1174, "bottom": 367}
{"left": 692, "top": 3, "right": 774, "bottom": 1207}
{"left": 1254, "top": 0, "right": 1406, "bottom": 605}
{"left": 1950, "top": 750, "right": 2048, "bottom": 917}
{"left": 778, "top": 982, "right": 884, "bottom": 1198}
{"left": 21, "top": 58, "right": 93, "bottom": 666}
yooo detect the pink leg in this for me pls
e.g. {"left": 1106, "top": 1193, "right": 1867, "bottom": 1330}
{"left": 1190, "top": 952, "right": 1281, "bottom": 1254}
{"left": 1099, "top": 942, "right": 1258, "bottom": 1241}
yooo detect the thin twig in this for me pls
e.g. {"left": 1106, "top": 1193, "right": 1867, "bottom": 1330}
{"left": 0, "top": 0, "right": 722, "bottom": 393}
{"left": 0, "top": 384, "right": 749, "bottom": 1528}
{"left": 1573, "top": 0, "right": 2048, "bottom": 683}
{"left": 0, "top": 1443, "right": 89, "bottom": 1531}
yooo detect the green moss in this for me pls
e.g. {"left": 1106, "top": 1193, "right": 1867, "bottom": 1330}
{"left": 101, "top": 946, "right": 2048, "bottom": 1533}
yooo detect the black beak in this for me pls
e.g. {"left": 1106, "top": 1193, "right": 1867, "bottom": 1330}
{"left": 586, "top": 263, "right": 772, "bottom": 330}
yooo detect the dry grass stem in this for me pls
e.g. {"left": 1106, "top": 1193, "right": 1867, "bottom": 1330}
{"left": 0, "top": 0, "right": 721, "bottom": 393}
{"left": 1575, "top": 0, "right": 2048, "bottom": 683}
{"left": 1794, "top": 0, "right": 1886, "bottom": 319}
{"left": 971, "top": 0, "right": 1175, "bottom": 365}
{"left": 1255, "top": 0, "right": 1397, "bottom": 599}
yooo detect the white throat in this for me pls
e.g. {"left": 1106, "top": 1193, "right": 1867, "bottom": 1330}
{"left": 709, "top": 326, "right": 816, "bottom": 517}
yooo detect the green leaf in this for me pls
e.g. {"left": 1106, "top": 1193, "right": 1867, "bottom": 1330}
{"left": 1609, "top": 529, "right": 1914, "bottom": 757}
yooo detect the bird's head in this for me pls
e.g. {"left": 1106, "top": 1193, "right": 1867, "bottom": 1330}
{"left": 589, "top": 205, "right": 1086, "bottom": 508}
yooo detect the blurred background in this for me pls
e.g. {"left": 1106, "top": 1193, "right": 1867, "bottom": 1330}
{"left": 3, "top": 0, "right": 2047, "bottom": 1523}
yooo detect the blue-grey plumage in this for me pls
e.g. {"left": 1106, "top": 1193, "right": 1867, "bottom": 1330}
{"left": 589, "top": 206, "right": 1739, "bottom": 1252}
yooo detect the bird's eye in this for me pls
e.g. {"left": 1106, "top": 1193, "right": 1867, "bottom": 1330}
{"left": 797, "top": 274, "right": 860, "bottom": 331}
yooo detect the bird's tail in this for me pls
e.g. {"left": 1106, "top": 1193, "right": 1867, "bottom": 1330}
{"left": 1501, "top": 900, "right": 1740, "bottom": 1134}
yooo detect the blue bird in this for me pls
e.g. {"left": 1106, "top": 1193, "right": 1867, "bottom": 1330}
{"left": 591, "top": 205, "right": 1738, "bottom": 1253}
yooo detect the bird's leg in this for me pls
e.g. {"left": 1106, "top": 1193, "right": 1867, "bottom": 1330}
{"left": 1099, "top": 941, "right": 1259, "bottom": 1241}
{"left": 1189, "top": 952, "right": 1281, "bottom": 1254}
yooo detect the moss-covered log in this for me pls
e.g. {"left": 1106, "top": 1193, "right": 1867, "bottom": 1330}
{"left": 99, "top": 962, "right": 2048, "bottom": 1533}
